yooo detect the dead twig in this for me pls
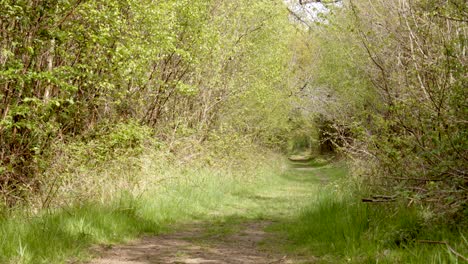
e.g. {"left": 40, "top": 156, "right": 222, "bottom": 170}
{"left": 362, "top": 194, "right": 397, "bottom": 203}
{"left": 361, "top": 198, "right": 396, "bottom": 203}
{"left": 380, "top": 176, "right": 443, "bottom": 182}
{"left": 417, "top": 240, "right": 468, "bottom": 262}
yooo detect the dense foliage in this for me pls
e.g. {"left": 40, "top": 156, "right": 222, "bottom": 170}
{"left": 298, "top": 0, "right": 467, "bottom": 223}
{"left": 0, "top": 0, "right": 295, "bottom": 205}
{"left": 1, "top": 1, "right": 466, "bottom": 262}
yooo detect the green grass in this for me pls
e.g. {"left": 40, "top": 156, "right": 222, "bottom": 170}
{"left": 0, "top": 201, "right": 159, "bottom": 264}
{"left": 1, "top": 154, "right": 466, "bottom": 263}
{"left": 0, "top": 160, "right": 284, "bottom": 264}
{"left": 272, "top": 162, "right": 468, "bottom": 263}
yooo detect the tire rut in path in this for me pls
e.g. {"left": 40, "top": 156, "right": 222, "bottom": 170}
{"left": 87, "top": 221, "right": 303, "bottom": 264}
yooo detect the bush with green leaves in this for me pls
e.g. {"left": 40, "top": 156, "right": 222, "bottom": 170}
{"left": 296, "top": 0, "right": 467, "bottom": 223}
{"left": 0, "top": 0, "right": 296, "bottom": 205}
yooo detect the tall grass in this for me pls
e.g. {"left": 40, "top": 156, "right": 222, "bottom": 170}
{"left": 0, "top": 201, "right": 159, "bottom": 264}
{"left": 0, "top": 136, "right": 286, "bottom": 264}
{"left": 278, "top": 163, "right": 468, "bottom": 263}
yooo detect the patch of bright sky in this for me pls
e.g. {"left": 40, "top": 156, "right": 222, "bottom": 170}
{"left": 285, "top": 0, "right": 343, "bottom": 24}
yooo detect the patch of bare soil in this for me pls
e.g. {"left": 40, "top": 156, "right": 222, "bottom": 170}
{"left": 86, "top": 221, "right": 312, "bottom": 264}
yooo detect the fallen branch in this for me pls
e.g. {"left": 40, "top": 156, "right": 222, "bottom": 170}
{"left": 361, "top": 198, "right": 395, "bottom": 203}
{"left": 362, "top": 194, "right": 396, "bottom": 203}
{"left": 417, "top": 240, "right": 468, "bottom": 262}
{"left": 380, "top": 176, "right": 443, "bottom": 182}
{"left": 372, "top": 195, "right": 397, "bottom": 199}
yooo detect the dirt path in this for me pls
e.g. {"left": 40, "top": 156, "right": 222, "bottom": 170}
{"left": 87, "top": 221, "right": 306, "bottom": 264}
{"left": 87, "top": 160, "right": 321, "bottom": 264}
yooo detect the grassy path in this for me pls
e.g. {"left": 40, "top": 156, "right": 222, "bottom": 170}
{"left": 86, "top": 160, "right": 336, "bottom": 264}
{"left": 3, "top": 157, "right": 463, "bottom": 263}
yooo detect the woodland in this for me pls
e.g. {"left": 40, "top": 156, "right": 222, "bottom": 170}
{"left": 0, "top": 0, "right": 466, "bottom": 263}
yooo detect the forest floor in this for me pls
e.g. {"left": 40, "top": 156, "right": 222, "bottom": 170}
{"left": 85, "top": 160, "right": 329, "bottom": 264}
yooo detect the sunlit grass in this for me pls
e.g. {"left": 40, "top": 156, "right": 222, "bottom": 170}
{"left": 273, "top": 162, "right": 468, "bottom": 263}
{"left": 0, "top": 202, "right": 159, "bottom": 264}
{"left": 1, "top": 154, "right": 465, "bottom": 264}
{"left": 0, "top": 152, "right": 286, "bottom": 264}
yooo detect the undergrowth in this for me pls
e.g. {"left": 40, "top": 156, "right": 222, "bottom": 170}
{"left": 276, "top": 159, "right": 468, "bottom": 263}
{"left": 2, "top": 122, "right": 466, "bottom": 264}
{"left": 0, "top": 121, "right": 287, "bottom": 264}
{"left": 0, "top": 154, "right": 284, "bottom": 264}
